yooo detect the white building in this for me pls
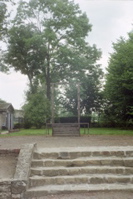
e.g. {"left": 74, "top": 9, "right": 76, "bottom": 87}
{"left": 0, "top": 103, "right": 14, "bottom": 130}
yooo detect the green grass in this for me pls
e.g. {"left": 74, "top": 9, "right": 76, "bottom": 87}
{"left": 0, "top": 127, "right": 133, "bottom": 137}
{"left": 0, "top": 128, "right": 52, "bottom": 136}
{"left": 88, "top": 128, "right": 133, "bottom": 135}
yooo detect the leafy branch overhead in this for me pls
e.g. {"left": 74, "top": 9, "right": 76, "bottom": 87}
{"left": 4, "top": 0, "right": 102, "bottom": 104}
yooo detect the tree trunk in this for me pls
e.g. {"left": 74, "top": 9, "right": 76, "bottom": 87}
{"left": 28, "top": 74, "right": 34, "bottom": 94}
{"left": 46, "top": 51, "right": 51, "bottom": 100}
{"left": 46, "top": 75, "right": 51, "bottom": 100}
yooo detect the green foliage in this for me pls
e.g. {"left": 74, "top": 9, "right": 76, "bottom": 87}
{"left": 0, "top": 0, "right": 15, "bottom": 40}
{"left": 4, "top": 0, "right": 101, "bottom": 103}
{"left": 0, "top": 0, "right": 7, "bottom": 40}
{"left": 23, "top": 87, "right": 50, "bottom": 128}
{"left": 5, "top": 24, "right": 45, "bottom": 90}
{"left": 2, "top": 0, "right": 103, "bottom": 120}
{"left": 0, "top": 0, "right": 15, "bottom": 72}
{"left": 104, "top": 31, "right": 133, "bottom": 128}
{"left": 58, "top": 68, "right": 103, "bottom": 116}
{"left": 0, "top": 98, "right": 7, "bottom": 103}
{"left": 0, "top": 0, "right": 7, "bottom": 72}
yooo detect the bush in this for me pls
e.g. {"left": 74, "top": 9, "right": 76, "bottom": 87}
{"left": 2, "top": 125, "right": 7, "bottom": 130}
{"left": 14, "top": 123, "right": 24, "bottom": 129}
{"left": 55, "top": 116, "right": 91, "bottom": 124}
{"left": 23, "top": 89, "right": 50, "bottom": 129}
{"left": 23, "top": 120, "right": 32, "bottom": 129}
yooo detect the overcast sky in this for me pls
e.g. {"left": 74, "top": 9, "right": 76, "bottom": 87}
{"left": 0, "top": 0, "right": 133, "bottom": 109}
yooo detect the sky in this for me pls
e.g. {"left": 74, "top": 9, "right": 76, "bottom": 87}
{"left": 0, "top": 0, "right": 133, "bottom": 109}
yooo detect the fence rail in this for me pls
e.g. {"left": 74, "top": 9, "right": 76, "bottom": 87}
{"left": 46, "top": 123, "right": 89, "bottom": 136}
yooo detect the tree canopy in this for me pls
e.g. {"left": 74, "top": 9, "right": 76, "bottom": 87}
{"left": 0, "top": 0, "right": 15, "bottom": 72}
{"left": 104, "top": 31, "right": 133, "bottom": 127}
{"left": 0, "top": 98, "right": 7, "bottom": 103}
{"left": 1, "top": 0, "right": 105, "bottom": 122}
{"left": 0, "top": 0, "right": 7, "bottom": 40}
{"left": 5, "top": 0, "right": 102, "bottom": 102}
{"left": 58, "top": 67, "right": 103, "bottom": 116}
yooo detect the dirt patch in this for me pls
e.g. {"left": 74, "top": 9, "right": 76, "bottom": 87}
{"left": 1, "top": 135, "right": 133, "bottom": 149}
{"left": 0, "top": 156, "right": 17, "bottom": 179}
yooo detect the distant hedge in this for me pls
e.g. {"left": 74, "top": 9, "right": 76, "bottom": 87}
{"left": 54, "top": 116, "right": 91, "bottom": 124}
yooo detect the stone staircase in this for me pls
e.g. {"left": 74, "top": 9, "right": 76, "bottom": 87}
{"left": 26, "top": 146, "right": 133, "bottom": 198}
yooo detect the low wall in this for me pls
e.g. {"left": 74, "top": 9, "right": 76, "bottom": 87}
{"left": 0, "top": 143, "right": 36, "bottom": 199}
{"left": 0, "top": 149, "right": 20, "bottom": 199}
{"left": 0, "top": 180, "right": 12, "bottom": 199}
{"left": 0, "top": 149, "right": 20, "bottom": 157}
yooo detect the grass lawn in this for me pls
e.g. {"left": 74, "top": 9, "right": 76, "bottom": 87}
{"left": 88, "top": 128, "right": 133, "bottom": 135}
{"left": 0, "top": 128, "right": 51, "bottom": 136}
{"left": 0, "top": 128, "right": 133, "bottom": 136}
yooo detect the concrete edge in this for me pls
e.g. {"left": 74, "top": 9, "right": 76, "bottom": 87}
{"left": 37, "top": 146, "right": 133, "bottom": 153}
{"left": 11, "top": 143, "right": 37, "bottom": 198}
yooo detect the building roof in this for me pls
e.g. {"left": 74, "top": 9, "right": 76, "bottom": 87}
{"left": 0, "top": 103, "right": 14, "bottom": 112}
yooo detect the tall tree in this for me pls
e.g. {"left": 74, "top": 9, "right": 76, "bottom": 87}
{"left": 0, "top": 0, "right": 8, "bottom": 73}
{"left": 0, "top": 0, "right": 7, "bottom": 40}
{"left": 0, "top": 0, "right": 15, "bottom": 41}
{"left": 104, "top": 31, "right": 133, "bottom": 127}
{"left": 0, "top": 0, "right": 15, "bottom": 72}
{"left": 4, "top": 0, "right": 101, "bottom": 101}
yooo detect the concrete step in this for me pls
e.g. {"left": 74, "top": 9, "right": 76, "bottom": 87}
{"left": 26, "top": 147, "right": 133, "bottom": 198}
{"left": 29, "top": 174, "right": 133, "bottom": 187}
{"left": 33, "top": 146, "right": 133, "bottom": 159}
{"left": 30, "top": 165, "right": 133, "bottom": 177}
{"left": 26, "top": 183, "right": 133, "bottom": 198}
{"left": 31, "top": 157, "right": 133, "bottom": 167}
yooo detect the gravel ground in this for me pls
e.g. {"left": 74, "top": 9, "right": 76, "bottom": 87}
{"left": 0, "top": 156, "right": 17, "bottom": 179}
{"left": 1, "top": 134, "right": 133, "bottom": 149}
{"left": 1, "top": 135, "right": 133, "bottom": 199}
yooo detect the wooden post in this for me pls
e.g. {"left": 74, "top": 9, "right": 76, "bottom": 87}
{"left": 51, "top": 83, "right": 55, "bottom": 123}
{"left": 50, "top": 82, "right": 81, "bottom": 136}
{"left": 77, "top": 83, "right": 80, "bottom": 124}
